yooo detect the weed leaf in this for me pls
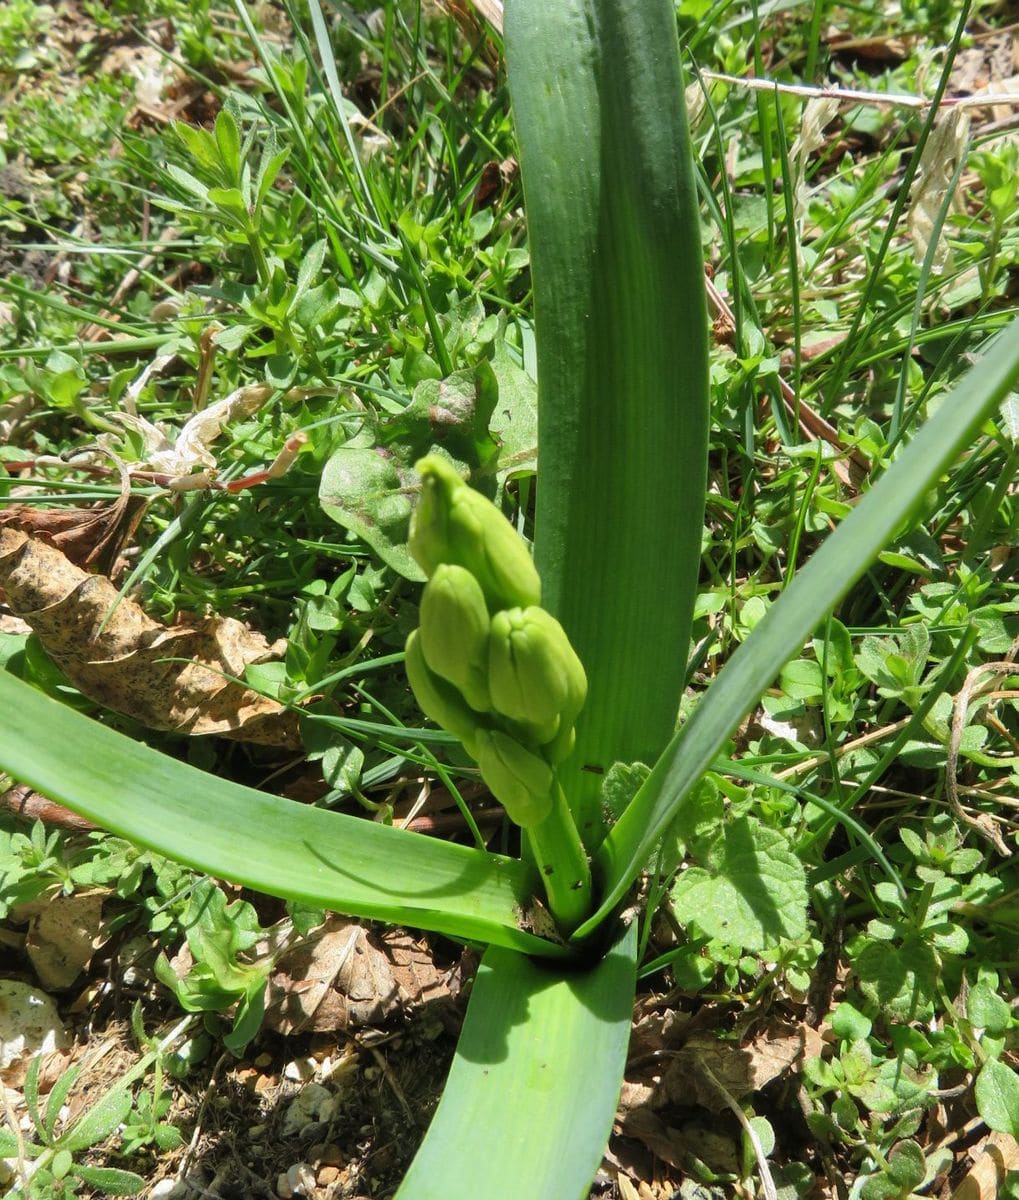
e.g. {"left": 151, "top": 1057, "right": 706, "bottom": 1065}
{"left": 670, "top": 815, "right": 808, "bottom": 951}
{"left": 974, "top": 1058, "right": 1019, "bottom": 1136}
{"left": 63, "top": 1088, "right": 132, "bottom": 1152}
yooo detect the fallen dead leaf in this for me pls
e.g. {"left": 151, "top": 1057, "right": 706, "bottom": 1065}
{"left": 0, "top": 527, "right": 300, "bottom": 748}
{"left": 264, "top": 921, "right": 453, "bottom": 1033}
{"left": 664, "top": 1023, "right": 824, "bottom": 1111}
{"left": 951, "top": 1132, "right": 1019, "bottom": 1200}
{"left": 0, "top": 490, "right": 148, "bottom": 575}
{"left": 26, "top": 889, "right": 107, "bottom": 991}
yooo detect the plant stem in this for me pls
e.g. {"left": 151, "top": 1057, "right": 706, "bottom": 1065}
{"left": 525, "top": 783, "right": 593, "bottom": 935}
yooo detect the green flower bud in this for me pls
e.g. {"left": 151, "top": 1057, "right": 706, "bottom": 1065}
{"left": 419, "top": 564, "right": 491, "bottom": 713}
{"left": 542, "top": 723, "right": 576, "bottom": 766}
{"left": 409, "top": 454, "right": 541, "bottom": 611}
{"left": 405, "top": 630, "right": 483, "bottom": 756}
{"left": 474, "top": 728, "right": 554, "bottom": 828}
{"left": 487, "top": 606, "right": 587, "bottom": 740}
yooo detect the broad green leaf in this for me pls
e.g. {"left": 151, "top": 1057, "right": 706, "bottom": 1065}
{"left": 507, "top": 0, "right": 710, "bottom": 843}
{"left": 164, "top": 162, "right": 209, "bottom": 202}
{"left": 319, "top": 363, "right": 501, "bottom": 579}
{"left": 852, "top": 930, "right": 938, "bottom": 1022}
{"left": 830, "top": 1001, "right": 872, "bottom": 1043}
{"left": 396, "top": 920, "right": 637, "bottom": 1200}
{"left": 489, "top": 341, "right": 537, "bottom": 484}
{"left": 885, "top": 1141, "right": 925, "bottom": 1189}
{"left": 0, "top": 1128, "right": 18, "bottom": 1155}
{"left": 975, "top": 1059, "right": 1019, "bottom": 1136}
{"left": 173, "top": 121, "right": 220, "bottom": 175}
{"left": 214, "top": 108, "right": 242, "bottom": 183}
{"left": 207, "top": 186, "right": 248, "bottom": 222}
{"left": 670, "top": 817, "right": 808, "bottom": 951}
{"left": 585, "top": 318, "right": 1019, "bottom": 939}
{"left": 319, "top": 440, "right": 424, "bottom": 579}
{"left": 0, "top": 671, "right": 566, "bottom": 959}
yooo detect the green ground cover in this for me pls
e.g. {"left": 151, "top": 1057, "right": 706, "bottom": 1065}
{"left": 1, "top": 0, "right": 1017, "bottom": 1196}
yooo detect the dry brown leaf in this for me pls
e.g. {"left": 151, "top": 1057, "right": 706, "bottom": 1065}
{"left": 0, "top": 527, "right": 300, "bottom": 747}
{"left": 264, "top": 920, "right": 452, "bottom": 1034}
{"left": 617, "top": 1107, "right": 687, "bottom": 1171}
{"left": 26, "top": 889, "right": 107, "bottom": 990}
{"left": 664, "top": 1023, "right": 823, "bottom": 1110}
{"left": 0, "top": 493, "right": 147, "bottom": 574}
{"left": 907, "top": 107, "right": 970, "bottom": 270}
{"left": 951, "top": 1132, "right": 1019, "bottom": 1200}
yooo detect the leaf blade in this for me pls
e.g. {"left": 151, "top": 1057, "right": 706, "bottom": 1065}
{"left": 0, "top": 671, "right": 565, "bottom": 959}
{"left": 584, "top": 318, "right": 1019, "bottom": 938}
{"left": 507, "top": 0, "right": 710, "bottom": 843}
{"left": 396, "top": 920, "right": 637, "bottom": 1200}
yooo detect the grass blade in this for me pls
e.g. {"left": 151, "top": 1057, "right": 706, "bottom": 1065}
{"left": 582, "top": 317, "right": 1019, "bottom": 938}
{"left": 0, "top": 671, "right": 566, "bottom": 959}
{"left": 506, "top": 0, "right": 710, "bottom": 845}
{"left": 396, "top": 919, "right": 637, "bottom": 1200}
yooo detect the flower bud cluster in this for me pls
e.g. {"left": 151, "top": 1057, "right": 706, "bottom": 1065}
{"left": 405, "top": 455, "right": 586, "bottom": 828}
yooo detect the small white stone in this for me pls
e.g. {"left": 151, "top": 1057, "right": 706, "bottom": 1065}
{"left": 0, "top": 981, "right": 69, "bottom": 1068}
{"left": 287, "top": 1163, "right": 317, "bottom": 1196}
{"left": 283, "top": 1057, "right": 316, "bottom": 1082}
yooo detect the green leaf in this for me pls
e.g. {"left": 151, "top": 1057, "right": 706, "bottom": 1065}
{"left": 388, "top": 364, "right": 499, "bottom": 469}
{"left": 165, "top": 162, "right": 209, "bottom": 202}
{"left": 600, "top": 762, "right": 652, "bottom": 823}
{"left": 967, "top": 980, "right": 1012, "bottom": 1035}
{"left": 51, "top": 1147, "right": 73, "bottom": 1178}
{"left": 397, "top": 920, "right": 637, "bottom": 1200}
{"left": 214, "top": 108, "right": 242, "bottom": 183}
{"left": 670, "top": 816, "right": 808, "bottom": 951}
{"left": 0, "top": 671, "right": 565, "bottom": 960}
{"left": 862, "top": 1140, "right": 925, "bottom": 1200}
{"left": 24, "top": 1052, "right": 44, "bottom": 1138}
{"left": 507, "top": 0, "right": 710, "bottom": 842}
{"left": 853, "top": 930, "right": 938, "bottom": 1021}
{"left": 489, "top": 341, "right": 537, "bottom": 483}
{"left": 173, "top": 121, "right": 220, "bottom": 175}
{"left": 293, "top": 238, "right": 327, "bottom": 305}
{"left": 71, "top": 1164, "right": 146, "bottom": 1195}
{"left": 255, "top": 129, "right": 290, "bottom": 208}
{"left": 0, "top": 1128, "right": 18, "bottom": 1155}
{"left": 207, "top": 186, "right": 248, "bottom": 222}
{"left": 585, "top": 317, "right": 1019, "bottom": 939}
{"left": 62, "top": 1088, "right": 132, "bottom": 1152}
{"left": 45, "top": 1064, "right": 81, "bottom": 1138}
{"left": 319, "top": 364, "right": 501, "bottom": 580}
{"left": 319, "top": 440, "right": 425, "bottom": 579}
{"left": 975, "top": 1058, "right": 1019, "bottom": 1136}
{"left": 830, "top": 1001, "right": 872, "bottom": 1043}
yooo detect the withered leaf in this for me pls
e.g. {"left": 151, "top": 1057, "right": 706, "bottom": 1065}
{"left": 0, "top": 492, "right": 147, "bottom": 575}
{"left": 0, "top": 527, "right": 300, "bottom": 748}
{"left": 26, "top": 888, "right": 107, "bottom": 991}
{"left": 264, "top": 920, "right": 452, "bottom": 1034}
{"left": 664, "top": 1023, "right": 823, "bottom": 1111}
